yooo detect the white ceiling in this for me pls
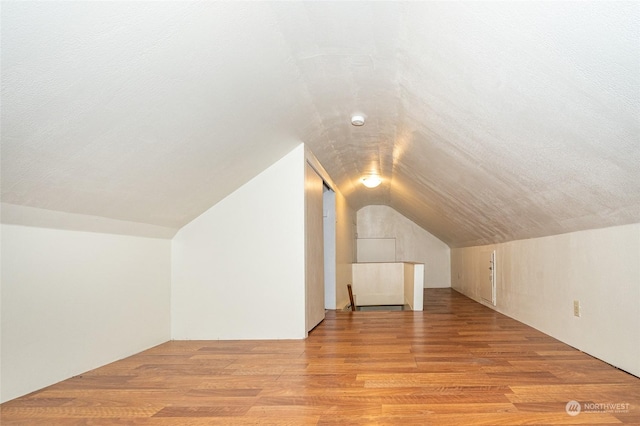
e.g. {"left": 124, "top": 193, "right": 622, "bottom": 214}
{"left": 2, "top": 1, "right": 639, "bottom": 247}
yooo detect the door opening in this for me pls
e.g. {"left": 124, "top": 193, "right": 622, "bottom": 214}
{"left": 323, "top": 185, "right": 336, "bottom": 310}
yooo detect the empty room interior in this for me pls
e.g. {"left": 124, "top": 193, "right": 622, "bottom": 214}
{"left": 1, "top": 1, "right": 639, "bottom": 424}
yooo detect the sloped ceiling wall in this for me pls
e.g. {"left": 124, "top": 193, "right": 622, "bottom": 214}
{"left": 2, "top": 2, "right": 639, "bottom": 247}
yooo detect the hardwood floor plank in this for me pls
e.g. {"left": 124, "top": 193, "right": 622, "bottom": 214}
{"left": 0, "top": 406, "right": 163, "bottom": 418}
{"left": 152, "top": 406, "right": 250, "bottom": 417}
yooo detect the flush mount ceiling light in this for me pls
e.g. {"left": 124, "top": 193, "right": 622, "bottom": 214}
{"left": 351, "top": 115, "right": 365, "bottom": 126}
{"left": 361, "top": 174, "right": 382, "bottom": 188}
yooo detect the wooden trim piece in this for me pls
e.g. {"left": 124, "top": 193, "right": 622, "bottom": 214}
{"left": 347, "top": 283, "right": 356, "bottom": 311}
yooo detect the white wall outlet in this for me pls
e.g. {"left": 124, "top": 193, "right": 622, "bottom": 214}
{"left": 573, "top": 300, "right": 581, "bottom": 317}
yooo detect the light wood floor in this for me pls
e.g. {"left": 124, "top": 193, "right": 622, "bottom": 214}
{"left": 2, "top": 289, "right": 639, "bottom": 425}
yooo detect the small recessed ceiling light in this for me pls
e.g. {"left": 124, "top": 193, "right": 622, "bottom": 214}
{"left": 362, "top": 175, "right": 382, "bottom": 188}
{"left": 351, "top": 115, "right": 365, "bottom": 126}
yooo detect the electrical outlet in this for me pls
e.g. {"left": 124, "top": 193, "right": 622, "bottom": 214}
{"left": 573, "top": 300, "right": 581, "bottom": 317}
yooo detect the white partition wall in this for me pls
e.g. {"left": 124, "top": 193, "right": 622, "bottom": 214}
{"left": 171, "top": 144, "right": 307, "bottom": 340}
{"left": 1, "top": 222, "right": 171, "bottom": 403}
{"left": 172, "top": 144, "right": 353, "bottom": 339}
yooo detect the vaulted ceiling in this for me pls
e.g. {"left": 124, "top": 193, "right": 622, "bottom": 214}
{"left": 2, "top": 2, "right": 639, "bottom": 247}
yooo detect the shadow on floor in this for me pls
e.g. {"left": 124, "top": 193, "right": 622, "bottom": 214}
{"left": 344, "top": 304, "right": 408, "bottom": 311}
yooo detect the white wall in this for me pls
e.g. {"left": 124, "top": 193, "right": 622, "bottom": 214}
{"left": 357, "top": 205, "right": 451, "bottom": 288}
{"left": 0, "top": 223, "right": 171, "bottom": 403}
{"left": 171, "top": 144, "right": 307, "bottom": 340}
{"left": 451, "top": 223, "right": 640, "bottom": 377}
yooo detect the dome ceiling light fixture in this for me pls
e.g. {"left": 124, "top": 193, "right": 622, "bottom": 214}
{"left": 351, "top": 114, "right": 365, "bottom": 126}
{"left": 361, "top": 174, "right": 382, "bottom": 188}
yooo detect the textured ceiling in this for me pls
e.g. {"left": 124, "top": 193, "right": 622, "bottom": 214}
{"left": 2, "top": 2, "right": 639, "bottom": 247}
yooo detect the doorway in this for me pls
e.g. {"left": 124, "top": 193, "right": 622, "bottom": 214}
{"left": 323, "top": 185, "right": 336, "bottom": 310}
